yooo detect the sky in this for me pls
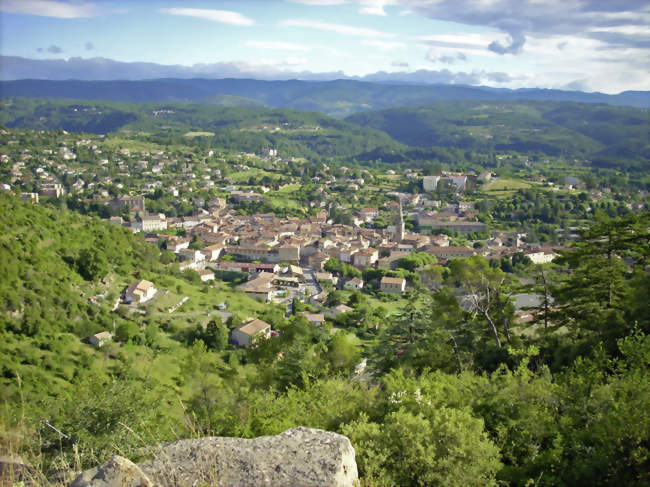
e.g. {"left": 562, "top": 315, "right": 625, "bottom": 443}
{"left": 1, "top": 0, "right": 649, "bottom": 93}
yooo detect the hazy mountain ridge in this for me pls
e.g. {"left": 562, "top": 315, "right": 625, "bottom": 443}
{"left": 1, "top": 77, "right": 648, "bottom": 119}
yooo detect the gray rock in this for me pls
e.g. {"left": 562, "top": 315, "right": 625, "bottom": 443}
{"left": 68, "top": 455, "right": 151, "bottom": 487}
{"left": 140, "top": 426, "right": 358, "bottom": 487}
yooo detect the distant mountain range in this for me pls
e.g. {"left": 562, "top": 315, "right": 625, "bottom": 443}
{"left": 1, "top": 76, "right": 649, "bottom": 119}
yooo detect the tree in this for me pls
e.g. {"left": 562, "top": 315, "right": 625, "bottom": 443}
{"left": 552, "top": 211, "right": 650, "bottom": 349}
{"left": 370, "top": 294, "right": 461, "bottom": 374}
{"left": 203, "top": 318, "right": 228, "bottom": 351}
{"left": 343, "top": 407, "right": 501, "bottom": 487}
{"left": 77, "top": 247, "right": 109, "bottom": 281}
{"left": 327, "top": 332, "right": 361, "bottom": 373}
{"left": 449, "top": 256, "right": 513, "bottom": 348}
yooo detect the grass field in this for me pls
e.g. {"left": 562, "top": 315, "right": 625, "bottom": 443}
{"left": 184, "top": 131, "right": 215, "bottom": 137}
{"left": 100, "top": 136, "right": 164, "bottom": 152}
{"left": 483, "top": 178, "right": 533, "bottom": 192}
{"left": 226, "top": 169, "right": 280, "bottom": 183}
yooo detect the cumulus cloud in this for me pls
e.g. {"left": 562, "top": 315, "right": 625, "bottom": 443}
{"left": 278, "top": 18, "right": 394, "bottom": 37}
{"left": 1, "top": 0, "right": 97, "bottom": 18}
{"left": 159, "top": 8, "right": 254, "bottom": 26}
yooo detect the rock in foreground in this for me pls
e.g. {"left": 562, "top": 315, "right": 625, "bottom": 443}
{"left": 69, "top": 427, "right": 358, "bottom": 487}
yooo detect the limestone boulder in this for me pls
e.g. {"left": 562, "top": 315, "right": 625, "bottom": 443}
{"left": 69, "top": 455, "right": 151, "bottom": 487}
{"left": 141, "top": 426, "right": 358, "bottom": 487}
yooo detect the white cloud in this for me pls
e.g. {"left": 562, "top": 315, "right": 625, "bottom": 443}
{"left": 417, "top": 33, "right": 506, "bottom": 51}
{"left": 244, "top": 41, "right": 312, "bottom": 52}
{"left": 278, "top": 18, "right": 395, "bottom": 37}
{"left": 362, "top": 40, "right": 408, "bottom": 51}
{"left": 0, "top": 0, "right": 97, "bottom": 18}
{"left": 290, "top": 0, "right": 399, "bottom": 16}
{"left": 159, "top": 8, "right": 254, "bottom": 26}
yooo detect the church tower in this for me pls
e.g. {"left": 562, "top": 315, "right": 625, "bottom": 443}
{"left": 394, "top": 197, "right": 405, "bottom": 243}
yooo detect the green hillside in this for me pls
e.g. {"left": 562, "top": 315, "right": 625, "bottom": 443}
{"left": 346, "top": 101, "right": 650, "bottom": 171}
{"left": 1, "top": 196, "right": 649, "bottom": 486}
{"left": 0, "top": 98, "right": 406, "bottom": 160}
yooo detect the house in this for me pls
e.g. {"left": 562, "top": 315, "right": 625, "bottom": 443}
{"left": 422, "top": 176, "right": 441, "bottom": 192}
{"left": 380, "top": 276, "right": 406, "bottom": 294}
{"left": 202, "top": 244, "right": 223, "bottom": 261}
{"left": 110, "top": 195, "right": 145, "bottom": 213}
{"left": 230, "top": 319, "right": 272, "bottom": 347}
{"left": 308, "top": 251, "right": 330, "bottom": 270}
{"left": 315, "top": 272, "right": 338, "bottom": 286}
{"left": 358, "top": 207, "right": 379, "bottom": 223}
{"left": 230, "top": 191, "right": 263, "bottom": 203}
{"left": 177, "top": 248, "right": 205, "bottom": 263}
{"left": 124, "top": 280, "right": 157, "bottom": 304}
{"left": 197, "top": 269, "right": 215, "bottom": 282}
{"left": 424, "top": 246, "right": 475, "bottom": 259}
{"left": 20, "top": 192, "right": 39, "bottom": 204}
{"left": 344, "top": 277, "right": 364, "bottom": 290}
{"left": 353, "top": 248, "right": 378, "bottom": 269}
{"left": 88, "top": 331, "right": 113, "bottom": 348}
{"left": 237, "top": 272, "right": 275, "bottom": 302}
{"left": 219, "top": 262, "right": 279, "bottom": 274}
{"left": 324, "top": 304, "right": 353, "bottom": 319}
{"left": 525, "top": 249, "right": 558, "bottom": 264}
{"left": 302, "top": 312, "right": 326, "bottom": 327}
{"left": 40, "top": 182, "right": 64, "bottom": 198}
{"left": 167, "top": 238, "right": 190, "bottom": 252}
{"left": 133, "top": 213, "right": 167, "bottom": 232}
{"left": 278, "top": 244, "right": 300, "bottom": 263}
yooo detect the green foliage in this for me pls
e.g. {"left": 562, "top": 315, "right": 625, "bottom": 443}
{"left": 76, "top": 247, "right": 109, "bottom": 281}
{"left": 203, "top": 318, "right": 228, "bottom": 351}
{"left": 396, "top": 252, "right": 437, "bottom": 271}
{"left": 344, "top": 407, "right": 501, "bottom": 487}
{"left": 552, "top": 211, "right": 650, "bottom": 350}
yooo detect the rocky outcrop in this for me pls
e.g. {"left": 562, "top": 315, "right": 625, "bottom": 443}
{"left": 69, "top": 456, "right": 151, "bottom": 487}
{"left": 69, "top": 427, "right": 358, "bottom": 487}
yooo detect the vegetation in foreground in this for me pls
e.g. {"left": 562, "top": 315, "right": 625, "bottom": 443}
{"left": 1, "top": 192, "right": 648, "bottom": 486}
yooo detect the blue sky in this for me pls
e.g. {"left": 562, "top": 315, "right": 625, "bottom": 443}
{"left": 1, "top": 0, "right": 649, "bottom": 93}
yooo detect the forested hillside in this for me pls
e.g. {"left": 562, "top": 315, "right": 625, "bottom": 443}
{"left": 1, "top": 193, "right": 649, "bottom": 485}
{"left": 0, "top": 98, "right": 406, "bottom": 159}
{"left": 346, "top": 101, "right": 650, "bottom": 171}
{"left": 3, "top": 97, "right": 650, "bottom": 170}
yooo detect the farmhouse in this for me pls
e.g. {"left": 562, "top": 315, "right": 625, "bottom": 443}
{"left": 123, "top": 280, "right": 157, "bottom": 304}
{"left": 230, "top": 319, "right": 271, "bottom": 347}
{"left": 380, "top": 276, "right": 406, "bottom": 294}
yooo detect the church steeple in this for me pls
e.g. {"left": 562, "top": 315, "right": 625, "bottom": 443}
{"left": 395, "top": 197, "right": 405, "bottom": 243}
